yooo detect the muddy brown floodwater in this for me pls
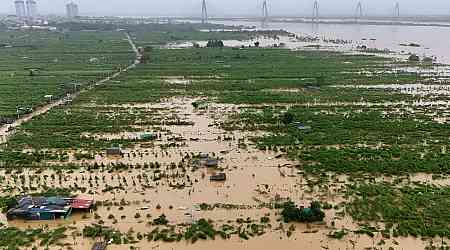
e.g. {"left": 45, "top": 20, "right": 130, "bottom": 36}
{"left": 0, "top": 97, "right": 443, "bottom": 250}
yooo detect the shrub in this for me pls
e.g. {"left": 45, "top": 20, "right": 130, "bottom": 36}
{"left": 280, "top": 201, "right": 325, "bottom": 223}
{"left": 152, "top": 214, "right": 169, "bottom": 225}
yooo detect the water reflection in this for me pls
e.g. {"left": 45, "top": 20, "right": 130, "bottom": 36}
{"left": 212, "top": 20, "right": 450, "bottom": 64}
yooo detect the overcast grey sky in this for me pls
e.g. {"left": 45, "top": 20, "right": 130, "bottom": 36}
{"left": 2, "top": 0, "right": 450, "bottom": 16}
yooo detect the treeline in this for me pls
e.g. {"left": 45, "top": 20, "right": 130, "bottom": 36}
{"left": 52, "top": 22, "right": 227, "bottom": 32}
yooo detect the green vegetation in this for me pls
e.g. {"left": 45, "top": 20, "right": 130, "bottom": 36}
{"left": 346, "top": 183, "right": 450, "bottom": 238}
{"left": 300, "top": 146, "right": 450, "bottom": 174}
{"left": 54, "top": 22, "right": 288, "bottom": 46}
{"left": 0, "top": 226, "right": 67, "bottom": 249}
{"left": 1, "top": 46, "right": 426, "bottom": 158}
{"left": 83, "top": 224, "right": 124, "bottom": 244}
{"left": 144, "top": 217, "right": 270, "bottom": 243}
{"left": 0, "top": 196, "right": 17, "bottom": 213}
{"left": 0, "top": 30, "right": 133, "bottom": 120}
{"left": 152, "top": 214, "right": 169, "bottom": 226}
{"left": 184, "top": 219, "right": 216, "bottom": 243}
{"left": 279, "top": 201, "right": 325, "bottom": 223}
{"left": 1, "top": 23, "right": 286, "bottom": 121}
{"left": 1, "top": 21, "right": 449, "bottom": 248}
{"left": 224, "top": 105, "right": 449, "bottom": 175}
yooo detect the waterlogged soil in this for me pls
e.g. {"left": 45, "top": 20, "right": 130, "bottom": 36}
{"left": 338, "top": 84, "right": 450, "bottom": 97}
{"left": 1, "top": 97, "right": 447, "bottom": 250}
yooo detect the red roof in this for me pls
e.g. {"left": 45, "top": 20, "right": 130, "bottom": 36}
{"left": 70, "top": 198, "right": 94, "bottom": 209}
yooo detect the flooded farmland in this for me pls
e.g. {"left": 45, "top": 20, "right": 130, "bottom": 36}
{"left": 1, "top": 97, "right": 445, "bottom": 250}
{"left": 0, "top": 18, "right": 450, "bottom": 250}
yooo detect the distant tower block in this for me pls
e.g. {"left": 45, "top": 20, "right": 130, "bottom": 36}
{"left": 355, "top": 1, "right": 363, "bottom": 21}
{"left": 394, "top": 2, "right": 400, "bottom": 18}
{"left": 14, "top": 0, "right": 26, "bottom": 19}
{"left": 312, "top": 0, "right": 319, "bottom": 22}
{"left": 66, "top": 2, "right": 79, "bottom": 19}
{"left": 25, "top": 0, "right": 37, "bottom": 19}
{"left": 201, "top": 0, "right": 208, "bottom": 24}
{"left": 262, "top": 0, "right": 269, "bottom": 23}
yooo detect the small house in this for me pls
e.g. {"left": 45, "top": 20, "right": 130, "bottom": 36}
{"left": 70, "top": 198, "right": 94, "bottom": 210}
{"left": 0, "top": 117, "right": 14, "bottom": 125}
{"left": 44, "top": 95, "right": 54, "bottom": 102}
{"left": 106, "top": 144, "right": 123, "bottom": 157}
{"left": 7, "top": 197, "right": 72, "bottom": 221}
{"left": 293, "top": 122, "right": 312, "bottom": 131}
{"left": 205, "top": 158, "right": 219, "bottom": 167}
{"left": 89, "top": 57, "right": 99, "bottom": 64}
{"left": 408, "top": 54, "right": 420, "bottom": 62}
{"left": 199, "top": 153, "right": 209, "bottom": 159}
{"left": 140, "top": 132, "right": 156, "bottom": 140}
{"left": 6, "top": 196, "right": 93, "bottom": 221}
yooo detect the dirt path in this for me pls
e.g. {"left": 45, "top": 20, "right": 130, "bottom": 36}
{"left": 126, "top": 32, "right": 139, "bottom": 56}
{"left": 0, "top": 32, "right": 140, "bottom": 145}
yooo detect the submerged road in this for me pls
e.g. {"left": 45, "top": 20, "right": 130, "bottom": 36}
{"left": 0, "top": 32, "right": 140, "bottom": 145}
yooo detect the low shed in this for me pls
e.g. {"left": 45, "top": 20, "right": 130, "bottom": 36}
{"left": 106, "top": 145, "right": 123, "bottom": 157}
{"left": 210, "top": 173, "right": 226, "bottom": 181}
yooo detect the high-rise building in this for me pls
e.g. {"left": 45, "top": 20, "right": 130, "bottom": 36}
{"left": 66, "top": 2, "right": 79, "bottom": 19}
{"left": 14, "top": 0, "right": 26, "bottom": 19}
{"left": 25, "top": 0, "right": 37, "bottom": 19}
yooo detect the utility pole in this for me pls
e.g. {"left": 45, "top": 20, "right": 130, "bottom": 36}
{"left": 394, "top": 2, "right": 400, "bottom": 18}
{"left": 201, "top": 0, "right": 208, "bottom": 24}
{"left": 355, "top": 1, "right": 363, "bottom": 22}
{"left": 312, "top": 0, "right": 319, "bottom": 23}
{"left": 262, "top": 0, "right": 269, "bottom": 24}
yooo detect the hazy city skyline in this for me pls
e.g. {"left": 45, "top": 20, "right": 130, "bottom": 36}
{"left": 2, "top": 0, "right": 450, "bottom": 17}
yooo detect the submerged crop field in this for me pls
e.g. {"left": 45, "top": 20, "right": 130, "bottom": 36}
{"left": 0, "top": 21, "right": 449, "bottom": 250}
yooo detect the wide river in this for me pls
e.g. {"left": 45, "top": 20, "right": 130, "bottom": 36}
{"left": 212, "top": 20, "right": 450, "bottom": 64}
